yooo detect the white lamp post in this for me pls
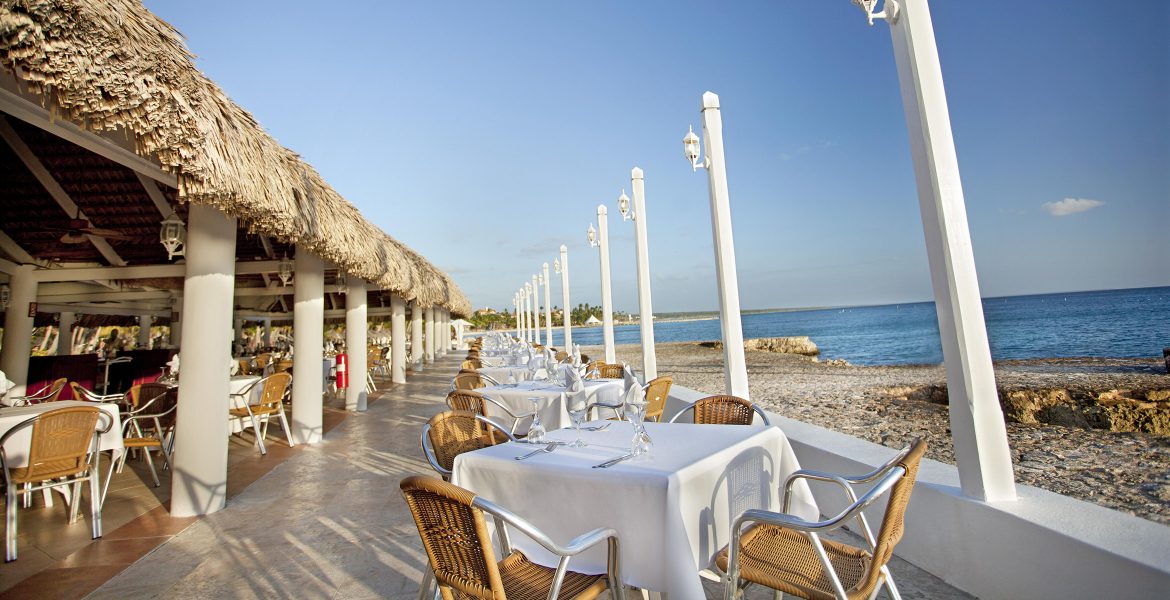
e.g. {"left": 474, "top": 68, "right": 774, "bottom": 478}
{"left": 519, "top": 287, "right": 527, "bottom": 342}
{"left": 555, "top": 245, "right": 571, "bottom": 350}
{"left": 684, "top": 93, "right": 750, "bottom": 400}
{"left": 514, "top": 293, "right": 521, "bottom": 339}
{"left": 593, "top": 205, "right": 616, "bottom": 363}
{"left": 860, "top": 0, "right": 1015, "bottom": 501}
{"left": 541, "top": 263, "right": 553, "bottom": 348}
{"left": 533, "top": 274, "right": 543, "bottom": 345}
{"left": 525, "top": 282, "right": 535, "bottom": 344}
{"left": 618, "top": 168, "right": 658, "bottom": 380}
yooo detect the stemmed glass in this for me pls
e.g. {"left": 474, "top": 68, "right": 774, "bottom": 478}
{"left": 624, "top": 391, "right": 652, "bottom": 456}
{"left": 526, "top": 396, "right": 546, "bottom": 444}
{"left": 566, "top": 392, "right": 588, "bottom": 448}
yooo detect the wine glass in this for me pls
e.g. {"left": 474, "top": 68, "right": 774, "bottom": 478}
{"left": 566, "top": 392, "right": 588, "bottom": 448}
{"left": 624, "top": 391, "right": 651, "bottom": 456}
{"left": 526, "top": 396, "right": 546, "bottom": 444}
{"left": 506, "top": 370, "right": 517, "bottom": 386}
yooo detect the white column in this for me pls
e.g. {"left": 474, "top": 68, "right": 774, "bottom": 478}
{"left": 292, "top": 248, "right": 325, "bottom": 444}
{"left": 57, "top": 311, "right": 75, "bottom": 355}
{"left": 390, "top": 294, "right": 407, "bottom": 383}
{"left": 424, "top": 305, "right": 435, "bottom": 363}
{"left": 409, "top": 300, "right": 423, "bottom": 371}
{"left": 0, "top": 265, "right": 37, "bottom": 395}
{"left": 888, "top": 0, "right": 1015, "bottom": 501}
{"left": 559, "top": 245, "right": 572, "bottom": 350}
{"left": 631, "top": 168, "right": 658, "bottom": 381}
{"left": 138, "top": 315, "right": 153, "bottom": 349}
{"left": 170, "top": 204, "right": 236, "bottom": 517}
{"left": 440, "top": 309, "right": 449, "bottom": 355}
{"left": 345, "top": 276, "right": 368, "bottom": 411}
{"left": 597, "top": 205, "right": 616, "bottom": 363}
{"left": 262, "top": 318, "right": 272, "bottom": 348}
{"left": 542, "top": 263, "right": 553, "bottom": 348}
{"left": 700, "top": 92, "right": 749, "bottom": 400}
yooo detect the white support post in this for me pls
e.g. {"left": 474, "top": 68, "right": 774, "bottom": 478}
{"left": 631, "top": 168, "right": 658, "bottom": 381}
{"left": 559, "top": 245, "right": 572, "bottom": 350}
{"left": 699, "top": 92, "right": 750, "bottom": 400}
{"left": 390, "top": 294, "right": 407, "bottom": 383}
{"left": 531, "top": 275, "right": 541, "bottom": 346}
{"left": 345, "top": 276, "right": 368, "bottom": 411}
{"left": 542, "top": 263, "right": 553, "bottom": 348}
{"left": 409, "top": 300, "right": 424, "bottom": 371}
{"left": 440, "top": 309, "right": 449, "bottom": 356}
{"left": 170, "top": 204, "right": 236, "bottom": 517}
{"left": 138, "top": 315, "right": 152, "bottom": 349}
{"left": 292, "top": 248, "right": 325, "bottom": 444}
{"left": 57, "top": 311, "right": 74, "bottom": 355}
{"left": 597, "top": 205, "right": 616, "bottom": 363}
{"left": 887, "top": 0, "right": 1015, "bottom": 501}
{"left": 0, "top": 265, "right": 37, "bottom": 395}
{"left": 424, "top": 305, "right": 435, "bottom": 363}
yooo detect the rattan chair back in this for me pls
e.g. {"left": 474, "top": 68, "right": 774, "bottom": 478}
{"left": 273, "top": 359, "right": 293, "bottom": 374}
{"left": 446, "top": 390, "right": 487, "bottom": 416}
{"left": 461, "top": 358, "right": 483, "bottom": 370}
{"left": 68, "top": 381, "right": 94, "bottom": 402}
{"left": 694, "top": 395, "right": 755, "bottom": 425}
{"left": 452, "top": 372, "right": 486, "bottom": 391}
{"left": 466, "top": 350, "right": 480, "bottom": 359}
{"left": 254, "top": 353, "right": 272, "bottom": 368}
{"left": 400, "top": 475, "right": 503, "bottom": 598}
{"left": 585, "top": 361, "right": 623, "bottom": 379}
{"left": 643, "top": 376, "right": 673, "bottom": 422}
{"left": 237, "top": 359, "right": 253, "bottom": 376}
{"left": 554, "top": 351, "right": 569, "bottom": 362}
{"left": 863, "top": 438, "right": 927, "bottom": 589}
{"left": 41, "top": 378, "right": 68, "bottom": 402}
{"left": 16, "top": 406, "right": 101, "bottom": 482}
{"left": 425, "top": 411, "right": 504, "bottom": 473}
{"left": 258, "top": 372, "right": 292, "bottom": 412}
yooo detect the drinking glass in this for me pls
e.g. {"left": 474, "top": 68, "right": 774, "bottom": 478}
{"left": 566, "top": 393, "right": 588, "bottom": 448}
{"left": 526, "top": 396, "right": 546, "bottom": 444}
{"left": 506, "top": 371, "right": 517, "bottom": 385}
{"left": 624, "top": 395, "right": 651, "bottom": 456}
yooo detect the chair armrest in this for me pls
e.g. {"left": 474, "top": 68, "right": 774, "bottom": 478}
{"left": 419, "top": 424, "right": 451, "bottom": 477}
{"left": 479, "top": 395, "right": 535, "bottom": 421}
{"left": 474, "top": 495, "right": 616, "bottom": 556}
{"left": 742, "top": 465, "right": 906, "bottom": 535}
{"left": 782, "top": 471, "right": 858, "bottom": 513}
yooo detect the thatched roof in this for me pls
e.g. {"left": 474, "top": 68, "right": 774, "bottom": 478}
{"left": 0, "top": 0, "right": 470, "bottom": 316}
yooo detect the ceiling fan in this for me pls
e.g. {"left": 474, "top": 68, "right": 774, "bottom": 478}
{"left": 41, "top": 212, "right": 134, "bottom": 244}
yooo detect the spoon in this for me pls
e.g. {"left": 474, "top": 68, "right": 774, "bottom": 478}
{"left": 515, "top": 443, "right": 557, "bottom": 461}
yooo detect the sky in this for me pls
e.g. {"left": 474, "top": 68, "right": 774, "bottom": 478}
{"left": 144, "top": 0, "right": 1169, "bottom": 314}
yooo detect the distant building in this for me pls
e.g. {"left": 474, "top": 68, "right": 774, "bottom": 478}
{"left": 473, "top": 307, "right": 498, "bottom": 317}
{"left": 583, "top": 315, "right": 602, "bottom": 326}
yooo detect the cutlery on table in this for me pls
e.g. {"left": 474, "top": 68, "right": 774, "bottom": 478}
{"left": 592, "top": 452, "right": 635, "bottom": 469}
{"left": 581, "top": 423, "right": 612, "bottom": 432}
{"left": 515, "top": 443, "right": 557, "bottom": 461}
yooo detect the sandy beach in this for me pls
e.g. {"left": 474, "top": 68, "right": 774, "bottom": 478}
{"left": 581, "top": 341, "right": 1170, "bottom": 526}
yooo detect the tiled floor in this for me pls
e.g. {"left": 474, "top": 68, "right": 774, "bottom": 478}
{"left": 6, "top": 353, "right": 970, "bottom": 599}
{"left": 0, "top": 387, "right": 352, "bottom": 599}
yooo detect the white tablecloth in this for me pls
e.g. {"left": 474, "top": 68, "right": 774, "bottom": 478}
{"left": 453, "top": 422, "right": 818, "bottom": 599}
{"left": 479, "top": 354, "right": 530, "bottom": 367}
{"left": 477, "top": 366, "right": 531, "bottom": 384}
{"left": 0, "top": 401, "right": 124, "bottom": 467}
{"left": 228, "top": 375, "right": 264, "bottom": 434}
{"left": 478, "top": 379, "right": 624, "bottom": 433}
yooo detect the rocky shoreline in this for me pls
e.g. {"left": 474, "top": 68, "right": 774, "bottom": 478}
{"left": 584, "top": 341, "right": 1170, "bottom": 526}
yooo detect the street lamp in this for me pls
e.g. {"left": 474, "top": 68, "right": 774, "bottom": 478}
{"left": 593, "top": 205, "right": 616, "bottom": 363}
{"left": 586, "top": 223, "right": 598, "bottom": 248}
{"left": 554, "top": 245, "right": 572, "bottom": 350}
{"left": 278, "top": 254, "right": 294, "bottom": 286}
{"left": 525, "top": 282, "right": 535, "bottom": 344}
{"left": 159, "top": 213, "right": 186, "bottom": 260}
{"left": 684, "top": 93, "right": 749, "bottom": 399}
{"left": 541, "top": 262, "right": 553, "bottom": 348}
{"left": 531, "top": 274, "right": 541, "bottom": 345}
{"left": 617, "top": 168, "right": 658, "bottom": 380}
{"left": 336, "top": 272, "right": 348, "bottom": 295}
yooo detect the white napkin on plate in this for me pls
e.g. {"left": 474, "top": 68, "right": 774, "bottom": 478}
{"left": 622, "top": 364, "right": 640, "bottom": 393}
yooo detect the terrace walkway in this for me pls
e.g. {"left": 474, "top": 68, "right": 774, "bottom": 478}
{"left": 40, "top": 354, "right": 965, "bottom": 599}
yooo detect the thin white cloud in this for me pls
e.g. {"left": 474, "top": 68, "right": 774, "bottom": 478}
{"left": 1042, "top": 198, "right": 1104, "bottom": 216}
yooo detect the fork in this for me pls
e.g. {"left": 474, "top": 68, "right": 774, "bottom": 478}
{"left": 515, "top": 442, "right": 557, "bottom": 460}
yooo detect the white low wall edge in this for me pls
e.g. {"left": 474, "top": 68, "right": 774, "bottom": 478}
{"left": 665, "top": 385, "right": 1170, "bottom": 600}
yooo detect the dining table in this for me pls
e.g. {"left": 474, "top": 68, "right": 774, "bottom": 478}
{"left": 476, "top": 366, "right": 531, "bottom": 384}
{"left": 477, "top": 378, "right": 625, "bottom": 434}
{"left": 228, "top": 375, "right": 264, "bottom": 435}
{"left": 452, "top": 420, "right": 818, "bottom": 599}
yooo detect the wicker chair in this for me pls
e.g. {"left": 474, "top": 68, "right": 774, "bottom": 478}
{"left": 669, "top": 395, "right": 770, "bottom": 426}
{"left": 7, "top": 378, "right": 68, "bottom": 406}
{"left": 1, "top": 406, "right": 110, "bottom": 561}
{"left": 229, "top": 372, "right": 294, "bottom": 455}
{"left": 716, "top": 439, "right": 927, "bottom": 600}
{"left": 117, "top": 384, "right": 178, "bottom": 487}
{"left": 446, "top": 390, "right": 535, "bottom": 437}
{"left": 272, "top": 359, "right": 293, "bottom": 374}
{"left": 68, "top": 381, "right": 123, "bottom": 404}
{"left": 585, "top": 362, "right": 623, "bottom": 379}
{"left": 554, "top": 350, "right": 569, "bottom": 362}
{"left": 420, "top": 411, "right": 514, "bottom": 479}
{"left": 401, "top": 475, "right": 623, "bottom": 600}
{"left": 452, "top": 371, "right": 499, "bottom": 391}
{"left": 461, "top": 358, "right": 483, "bottom": 370}
{"left": 642, "top": 376, "right": 674, "bottom": 423}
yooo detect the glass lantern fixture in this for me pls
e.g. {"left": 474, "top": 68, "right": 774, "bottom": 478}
{"left": 618, "top": 190, "right": 633, "bottom": 221}
{"left": 337, "top": 273, "right": 349, "bottom": 295}
{"left": 0, "top": 283, "right": 10, "bottom": 309}
{"left": 159, "top": 213, "right": 186, "bottom": 260}
{"left": 553, "top": 258, "right": 561, "bottom": 274}
{"left": 683, "top": 125, "right": 704, "bottom": 171}
{"left": 587, "top": 223, "right": 598, "bottom": 247}
{"left": 537, "top": 272, "right": 544, "bottom": 286}
{"left": 278, "top": 255, "right": 294, "bottom": 286}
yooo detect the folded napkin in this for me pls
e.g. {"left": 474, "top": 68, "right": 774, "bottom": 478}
{"left": 167, "top": 354, "right": 181, "bottom": 376}
{"left": 562, "top": 363, "right": 583, "bottom": 389}
{"left": 622, "top": 364, "right": 640, "bottom": 394}
{"left": 229, "top": 358, "right": 239, "bottom": 376}
{"left": 622, "top": 373, "right": 646, "bottom": 408}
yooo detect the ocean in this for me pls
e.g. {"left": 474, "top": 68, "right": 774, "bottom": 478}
{"left": 533, "top": 286, "right": 1170, "bottom": 366}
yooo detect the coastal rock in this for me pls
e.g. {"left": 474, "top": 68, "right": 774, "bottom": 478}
{"left": 701, "top": 337, "right": 821, "bottom": 356}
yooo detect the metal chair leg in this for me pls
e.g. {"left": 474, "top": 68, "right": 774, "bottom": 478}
{"left": 250, "top": 414, "right": 267, "bottom": 455}
{"left": 6, "top": 483, "right": 17, "bottom": 561}
{"left": 142, "top": 446, "right": 160, "bottom": 487}
{"left": 278, "top": 409, "right": 296, "bottom": 447}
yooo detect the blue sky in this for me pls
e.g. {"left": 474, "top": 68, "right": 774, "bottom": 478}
{"left": 145, "top": 0, "right": 1168, "bottom": 313}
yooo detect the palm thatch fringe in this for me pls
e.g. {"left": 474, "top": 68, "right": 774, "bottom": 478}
{"left": 0, "top": 0, "right": 470, "bottom": 316}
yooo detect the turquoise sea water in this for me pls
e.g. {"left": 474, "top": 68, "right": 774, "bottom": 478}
{"left": 537, "top": 286, "right": 1169, "bottom": 366}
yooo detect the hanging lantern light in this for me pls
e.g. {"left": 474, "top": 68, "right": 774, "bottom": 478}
{"left": 337, "top": 273, "right": 349, "bottom": 295}
{"left": 683, "top": 125, "right": 703, "bottom": 171}
{"left": 159, "top": 213, "right": 186, "bottom": 260}
{"left": 0, "top": 283, "right": 10, "bottom": 309}
{"left": 587, "top": 223, "right": 598, "bottom": 247}
{"left": 618, "top": 190, "right": 633, "bottom": 221}
{"left": 278, "top": 255, "right": 294, "bottom": 286}
{"left": 553, "top": 258, "right": 561, "bottom": 274}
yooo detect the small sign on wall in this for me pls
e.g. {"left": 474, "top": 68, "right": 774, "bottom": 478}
{"left": 27, "top": 302, "right": 36, "bottom": 317}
